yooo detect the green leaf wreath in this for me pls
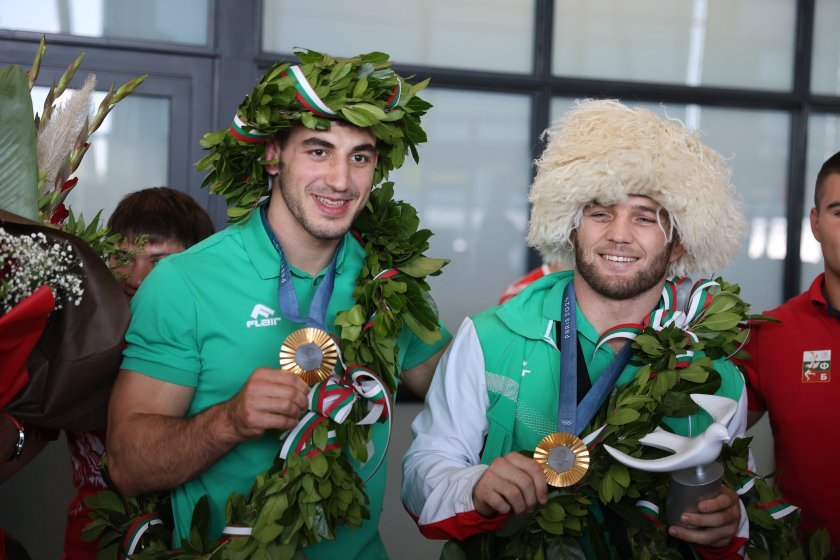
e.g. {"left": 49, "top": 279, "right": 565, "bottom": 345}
{"left": 441, "top": 279, "right": 833, "bottom": 560}
{"left": 85, "top": 182, "right": 448, "bottom": 559}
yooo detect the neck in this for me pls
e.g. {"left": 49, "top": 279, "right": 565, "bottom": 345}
{"left": 572, "top": 273, "right": 665, "bottom": 338}
{"left": 265, "top": 197, "right": 340, "bottom": 277}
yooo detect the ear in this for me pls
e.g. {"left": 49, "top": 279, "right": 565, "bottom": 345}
{"left": 810, "top": 207, "right": 822, "bottom": 243}
{"left": 668, "top": 237, "right": 686, "bottom": 263}
{"left": 264, "top": 140, "right": 282, "bottom": 176}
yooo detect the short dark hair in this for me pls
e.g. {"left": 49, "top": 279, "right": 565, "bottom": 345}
{"left": 107, "top": 187, "right": 215, "bottom": 248}
{"left": 815, "top": 150, "right": 840, "bottom": 208}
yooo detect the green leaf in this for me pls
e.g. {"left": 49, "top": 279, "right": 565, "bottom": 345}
{"left": 607, "top": 407, "right": 640, "bottom": 425}
{"left": 0, "top": 64, "right": 38, "bottom": 220}
{"left": 699, "top": 311, "right": 743, "bottom": 331}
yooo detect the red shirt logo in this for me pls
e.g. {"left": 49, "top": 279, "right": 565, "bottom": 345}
{"left": 802, "top": 350, "right": 831, "bottom": 383}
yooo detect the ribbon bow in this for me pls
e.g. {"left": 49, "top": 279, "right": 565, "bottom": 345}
{"left": 278, "top": 366, "right": 392, "bottom": 464}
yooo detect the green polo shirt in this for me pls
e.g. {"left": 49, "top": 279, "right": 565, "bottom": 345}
{"left": 122, "top": 209, "right": 450, "bottom": 559}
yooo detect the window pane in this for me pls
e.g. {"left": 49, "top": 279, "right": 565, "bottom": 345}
{"left": 32, "top": 86, "right": 170, "bottom": 223}
{"left": 551, "top": 99, "right": 789, "bottom": 312}
{"left": 801, "top": 113, "right": 840, "bottom": 286}
{"left": 262, "top": 0, "right": 534, "bottom": 73}
{"left": 812, "top": 0, "right": 840, "bottom": 95}
{"left": 553, "top": 0, "right": 795, "bottom": 90}
{"left": 390, "top": 89, "right": 531, "bottom": 331}
{"left": 0, "top": 0, "right": 209, "bottom": 45}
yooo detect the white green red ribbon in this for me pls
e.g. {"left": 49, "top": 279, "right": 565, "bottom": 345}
{"left": 594, "top": 278, "right": 720, "bottom": 368}
{"left": 229, "top": 115, "right": 271, "bottom": 144}
{"left": 756, "top": 499, "right": 799, "bottom": 520}
{"left": 121, "top": 512, "right": 164, "bottom": 559}
{"left": 736, "top": 474, "right": 756, "bottom": 496}
{"left": 635, "top": 500, "right": 661, "bottom": 527}
{"left": 278, "top": 366, "right": 392, "bottom": 470}
{"left": 286, "top": 65, "right": 339, "bottom": 119}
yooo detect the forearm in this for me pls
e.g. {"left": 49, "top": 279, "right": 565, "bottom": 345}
{"left": 107, "top": 401, "right": 239, "bottom": 496}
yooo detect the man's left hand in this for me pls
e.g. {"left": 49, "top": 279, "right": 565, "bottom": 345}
{"left": 668, "top": 484, "right": 741, "bottom": 548}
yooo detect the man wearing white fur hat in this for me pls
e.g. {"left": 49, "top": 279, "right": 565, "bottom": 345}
{"left": 402, "top": 100, "right": 753, "bottom": 558}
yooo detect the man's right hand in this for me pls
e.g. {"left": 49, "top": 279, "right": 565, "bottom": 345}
{"left": 224, "top": 367, "right": 310, "bottom": 440}
{"left": 472, "top": 452, "right": 548, "bottom": 517}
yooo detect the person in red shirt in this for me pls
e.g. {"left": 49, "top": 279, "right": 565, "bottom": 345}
{"left": 740, "top": 150, "right": 840, "bottom": 552}
{"left": 62, "top": 187, "right": 214, "bottom": 560}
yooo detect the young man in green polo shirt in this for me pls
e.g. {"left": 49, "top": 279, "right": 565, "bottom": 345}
{"left": 402, "top": 100, "right": 752, "bottom": 559}
{"left": 105, "top": 51, "right": 450, "bottom": 559}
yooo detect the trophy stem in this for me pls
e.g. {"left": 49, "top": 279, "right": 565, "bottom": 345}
{"left": 666, "top": 462, "right": 724, "bottom": 528}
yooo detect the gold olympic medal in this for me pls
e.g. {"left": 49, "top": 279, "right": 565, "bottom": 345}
{"left": 534, "top": 432, "right": 590, "bottom": 487}
{"left": 279, "top": 328, "right": 339, "bottom": 385}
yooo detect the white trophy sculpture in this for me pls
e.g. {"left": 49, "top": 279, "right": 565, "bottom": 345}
{"left": 603, "top": 394, "right": 738, "bottom": 527}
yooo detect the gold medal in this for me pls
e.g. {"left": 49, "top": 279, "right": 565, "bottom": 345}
{"left": 279, "top": 328, "right": 339, "bottom": 385}
{"left": 534, "top": 432, "right": 590, "bottom": 487}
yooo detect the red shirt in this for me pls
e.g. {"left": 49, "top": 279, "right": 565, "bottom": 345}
{"left": 739, "top": 274, "right": 840, "bottom": 544}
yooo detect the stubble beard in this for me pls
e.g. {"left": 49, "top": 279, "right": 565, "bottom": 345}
{"left": 278, "top": 170, "right": 362, "bottom": 241}
{"left": 575, "top": 242, "right": 674, "bottom": 300}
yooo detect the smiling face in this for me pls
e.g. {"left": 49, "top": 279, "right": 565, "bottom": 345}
{"left": 265, "top": 124, "right": 378, "bottom": 244}
{"left": 573, "top": 196, "right": 684, "bottom": 301}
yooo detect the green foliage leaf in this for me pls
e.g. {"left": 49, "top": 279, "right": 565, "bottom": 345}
{"left": 0, "top": 64, "right": 38, "bottom": 220}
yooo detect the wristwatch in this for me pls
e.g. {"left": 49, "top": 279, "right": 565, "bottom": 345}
{"left": 2, "top": 413, "right": 24, "bottom": 461}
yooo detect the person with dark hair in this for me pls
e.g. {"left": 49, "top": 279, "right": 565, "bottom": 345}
{"left": 106, "top": 186, "right": 215, "bottom": 299}
{"left": 740, "top": 149, "right": 840, "bottom": 551}
{"left": 103, "top": 50, "right": 448, "bottom": 559}
{"left": 63, "top": 187, "right": 214, "bottom": 560}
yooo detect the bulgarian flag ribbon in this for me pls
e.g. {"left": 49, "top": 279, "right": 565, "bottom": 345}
{"left": 120, "top": 512, "right": 164, "bottom": 559}
{"left": 635, "top": 500, "right": 661, "bottom": 527}
{"left": 278, "top": 366, "right": 392, "bottom": 468}
{"left": 594, "top": 277, "right": 720, "bottom": 368}
{"left": 286, "top": 65, "right": 339, "bottom": 119}
{"left": 756, "top": 499, "right": 799, "bottom": 520}
{"left": 229, "top": 115, "right": 271, "bottom": 144}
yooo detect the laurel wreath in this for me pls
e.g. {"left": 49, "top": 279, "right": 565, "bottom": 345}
{"left": 441, "top": 279, "right": 832, "bottom": 560}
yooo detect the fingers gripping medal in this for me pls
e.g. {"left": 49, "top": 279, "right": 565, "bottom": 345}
{"left": 534, "top": 432, "right": 589, "bottom": 487}
{"left": 279, "top": 327, "right": 339, "bottom": 385}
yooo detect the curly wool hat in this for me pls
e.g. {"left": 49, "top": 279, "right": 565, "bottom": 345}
{"left": 526, "top": 99, "right": 747, "bottom": 278}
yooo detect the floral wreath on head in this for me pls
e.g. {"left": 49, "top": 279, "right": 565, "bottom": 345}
{"left": 87, "top": 49, "right": 449, "bottom": 559}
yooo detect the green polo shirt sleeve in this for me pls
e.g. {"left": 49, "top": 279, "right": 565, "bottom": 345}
{"left": 398, "top": 318, "right": 451, "bottom": 371}
{"left": 121, "top": 259, "right": 201, "bottom": 386}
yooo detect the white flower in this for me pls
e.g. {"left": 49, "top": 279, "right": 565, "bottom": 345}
{"left": 0, "top": 227, "right": 85, "bottom": 315}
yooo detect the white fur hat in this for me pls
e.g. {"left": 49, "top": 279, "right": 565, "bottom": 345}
{"left": 526, "top": 99, "right": 747, "bottom": 278}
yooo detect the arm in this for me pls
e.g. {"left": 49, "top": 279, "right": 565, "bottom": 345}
{"left": 399, "top": 344, "right": 448, "bottom": 399}
{"left": 106, "top": 367, "right": 308, "bottom": 496}
{"left": 746, "top": 410, "right": 764, "bottom": 428}
{"left": 401, "top": 319, "right": 546, "bottom": 541}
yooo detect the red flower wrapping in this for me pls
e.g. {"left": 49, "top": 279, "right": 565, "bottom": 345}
{"left": 0, "top": 284, "right": 55, "bottom": 409}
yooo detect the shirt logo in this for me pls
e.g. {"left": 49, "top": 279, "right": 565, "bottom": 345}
{"left": 802, "top": 350, "right": 831, "bottom": 383}
{"left": 246, "top": 304, "right": 282, "bottom": 328}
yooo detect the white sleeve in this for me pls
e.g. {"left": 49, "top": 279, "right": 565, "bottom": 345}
{"left": 400, "top": 317, "right": 493, "bottom": 532}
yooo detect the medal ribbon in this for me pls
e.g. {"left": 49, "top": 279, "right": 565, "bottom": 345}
{"left": 120, "top": 512, "right": 164, "bottom": 559}
{"left": 558, "top": 282, "right": 632, "bottom": 436}
{"left": 260, "top": 205, "right": 341, "bottom": 330}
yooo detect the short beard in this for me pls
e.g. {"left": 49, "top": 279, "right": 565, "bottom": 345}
{"left": 277, "top": 169, "right": 359, "bottom": 241}
{"left": 575, "top": 242, "right": 673, "bottom": 300}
